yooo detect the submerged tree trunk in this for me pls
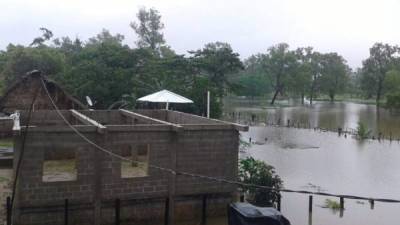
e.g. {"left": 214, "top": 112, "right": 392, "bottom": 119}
{"left": 270, "top": 89, "right": 280, "bottom": 105}
{"left": 329, "top": 91, "right": 335, "bottom": 102}
{"left": 310, "top": 85, "right": 315, "bottom": 105}
{"left": 376, "top": 79, "right": 383, "bottom": 106}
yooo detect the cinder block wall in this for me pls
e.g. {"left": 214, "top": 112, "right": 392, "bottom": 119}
{"left": 0, "top": 118, "right": 13, "bottom": 138}
{"left": 13, "top": 115, "right": 240, "bottom": 225}
{"left": 175, "top": 130, "right": 238, "bottom": 195}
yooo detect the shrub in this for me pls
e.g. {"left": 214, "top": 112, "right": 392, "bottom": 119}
{"left": 239, "top": 157, "right": 283, "bottom": 207}
{"left": 356, "top": 121, "right": 371, "bottom": 140}
{"left": 324, "top": 199, "right": 342, "bottom": 210}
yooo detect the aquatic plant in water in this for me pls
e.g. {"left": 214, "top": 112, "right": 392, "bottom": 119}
{"left": 356, "top": 121, "right": 371, "bottom": 140}
{"left": 324, "top": 199, "right": 342, "bottom": 210}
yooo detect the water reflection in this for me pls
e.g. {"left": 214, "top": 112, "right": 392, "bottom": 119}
{"left": 224, "top": 101, "right": 400, "bottom": 138}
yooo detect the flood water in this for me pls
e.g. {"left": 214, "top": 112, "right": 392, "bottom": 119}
{"left": 225, "top": 100, "right": 400, "bottom": 138}
{"left": 226, "top": 101, "right": 400, "bottom": 225}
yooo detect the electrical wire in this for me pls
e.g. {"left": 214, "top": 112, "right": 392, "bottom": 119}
{"left": 39, "top": 76, "right": 400, "bottom": 204}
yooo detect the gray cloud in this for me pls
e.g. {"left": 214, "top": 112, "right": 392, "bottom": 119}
{"left": 1, "top": 0, "right": 399, "bottom": 68}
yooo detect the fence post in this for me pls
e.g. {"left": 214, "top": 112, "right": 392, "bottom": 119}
{"left": 201, "top": 195, "right": 207, "bottom": 225}
{"left": 164, "top": 197, "right": 169, "bottom": 225}
{"left": 308, "top": 195, "right": 313, "bottom": 213}
{"left": 6, "top": 196, "right": 11, "bottom": 225}
{"left": 64, "top": 199, "right": 68, "bottom": 225}
{"left": 277, "top": 194, "right": 281, "bottom": 211}
{"left": 339, "top": 197, "right": 344, "bottom": 218}
{"left": 339, "top": 197, "right": 344, "bottom": 209}
{"left": 115, "top": 198, "right": 120, "bottom": 225}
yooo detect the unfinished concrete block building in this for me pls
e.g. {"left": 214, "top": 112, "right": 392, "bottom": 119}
{"left": 12, "top": 109, "right": 247, "bottom": 225}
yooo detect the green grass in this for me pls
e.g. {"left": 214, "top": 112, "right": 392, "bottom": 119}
{"left": 0, "top": 176, "right": 10, "bottom": 183}
{"left": 0, "top": 139, "right": 13, "bottom": 148}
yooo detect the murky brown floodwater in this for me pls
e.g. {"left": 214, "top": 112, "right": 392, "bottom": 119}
{"left": 229, "top": 101, "right": 400, "bottom": 225}
{"left": 225, "top": 101, "right": 400, "bottom": 138}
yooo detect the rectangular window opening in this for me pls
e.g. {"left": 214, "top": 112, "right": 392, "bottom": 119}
{"left": 121, "top": 144, "right": 149, "bottom": 178}
{"left": 42, "top": 150, "right": 77, "bottom": 182}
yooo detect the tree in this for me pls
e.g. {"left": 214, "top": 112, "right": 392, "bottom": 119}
{"left": 262, "top": 43, "right": 297, "bottom": 105}
{"left": 239, "top": 157, "right": 283, "bottom": 207}
{"left": 189, "top": 42, "right": 244, "bottom": 98}
{"left": 384, "top": 69, "right": 400, "bottom": 109}
{"left": 130, "top": 7, "right": 166, "bottom": 52}
{"left": 361, "top": 43, "right": 399, "bottom": 105}
{"left": 61, "top": 30, "right": 136, "bottom": 108}
{"left": 290, "top": 47, "right": 313, "bottom": 104}
{"left": 1, "top": 44, "right": 65, "bottom": 84}
{"left": 320, "top": 53, "right": 350, "bottom": 102}
{"left": 384, "top": 69, "right": 400, "bottom": 94}
{"left": 30, "top": 27, "right": 53, "bottom": 47}
{"left": 233, "top": 55, "right": 272, "bottom": 98}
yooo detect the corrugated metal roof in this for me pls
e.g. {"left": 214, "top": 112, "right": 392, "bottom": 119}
{"left": 137, "top": 90, "right": 193, "bottom": 103}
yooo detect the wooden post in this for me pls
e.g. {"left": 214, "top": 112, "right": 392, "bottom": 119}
{"left": 340, "top": 197, "right": 344, "bottom": 209}
{"left": 115, "top": 198, "right": 120, "bottom": 225}
{"left": 277, "top": 194, "right": 281, "bottom": 211}
{"left": 164, "top": 198, "right": 169, "bottom": 225}
{"left": 308, "top": 195, "right": 313, "bottom": 213}
{"left": 6, "top": 196, "right": 11, "bottom": 225}
{"left": 64, "top": 199, "right": 69, "bottom": 225}
{"left": 201, "top": 195, "right": 207, "bottom": 225}
{"left": 339, "top": 197, "right": 344, "bottom": 217}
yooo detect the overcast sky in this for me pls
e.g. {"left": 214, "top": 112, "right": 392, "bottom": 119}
{"left": 1, "top": 0, "right": 400, "bottom": 68}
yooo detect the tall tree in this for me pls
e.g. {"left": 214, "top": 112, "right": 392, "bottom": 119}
{"left": 62, "top": 30, "right": 136, "bottom": 108}
{"left": 189, "top": 42, "right": 244, "bottom": 98}
{"left": 262, "top": 43, "right": 296, "bottom": 105}
{"left": 320, "top": 53, "right": 350, "bottom": 102}
{"left": 361, "top": 43, "right": 399, "bottom": 105}
{"left": 130, "top": 7, "right": 166, "bottom": 52}
{"left": 1, "top": 44, "right": 65, "bottom": 84}
{"left": 384, "top": 69, "right": 400, "bottom": 109}
{"left": 233, "top": 55, "right": 272, "bottom": 98}
{"left": 290, "top": 47, "right": 313, "bottom": 104}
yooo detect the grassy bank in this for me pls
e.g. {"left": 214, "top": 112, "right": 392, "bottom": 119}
{"left": 0, "top": 139, "right": 12, "bottom": 148}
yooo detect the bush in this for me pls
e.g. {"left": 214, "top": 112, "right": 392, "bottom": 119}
{"left": 356, "top": 121, "right": 371, "bottom": 140}
{"left": 239, "top": 157, "right": 283, "bottom": 207}
{"left": 324, "top": 199, "right": 342, "bottom": 210}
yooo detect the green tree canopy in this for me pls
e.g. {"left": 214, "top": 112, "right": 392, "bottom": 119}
{"left": 361, "top": 43, "right": 400, "bottom": 105}
{"left": 320, "top": 53, "right": 350, "bottom": 102}
{"left": 130, "top": 7, "right": 166, "bottom": 52}
{"left": 189, "top": 42, "right": 244, "bottom": 98}
{"left": 262, "top": 43, "right": 297, "bottom": 105}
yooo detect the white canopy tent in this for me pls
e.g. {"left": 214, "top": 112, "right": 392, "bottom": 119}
{"left": 137, "top": 89, "right": 193, "bottom": 110}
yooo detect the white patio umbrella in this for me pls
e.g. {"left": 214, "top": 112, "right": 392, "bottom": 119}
{"left": 137, "top": 89, "right": 193, "bottom": 110}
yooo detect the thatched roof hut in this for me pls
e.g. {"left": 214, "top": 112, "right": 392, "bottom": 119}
{"left": 0, "top": 70, "right": 86, "bottom": 114}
